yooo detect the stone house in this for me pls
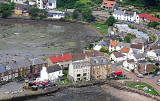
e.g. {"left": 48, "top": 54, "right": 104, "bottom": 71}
{"left": 69, "top": 60, "right": 90, "bottom": 82}
{"left": 29, "top": 58, "right": 47, "bottom": 74}
{"left": 90, "top": 56, "right": 112, "bottom": 80}
{"left": 137, "top": 61, "right": 157, "bottom": 74}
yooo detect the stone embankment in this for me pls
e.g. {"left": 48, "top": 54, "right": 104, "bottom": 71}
{"left": 1, "top": 80, "right": 160, "bottom": 101}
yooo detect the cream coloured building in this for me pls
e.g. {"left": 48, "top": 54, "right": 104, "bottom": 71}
{"left": 69, "top": 60, "right": 90, "bottom": 81}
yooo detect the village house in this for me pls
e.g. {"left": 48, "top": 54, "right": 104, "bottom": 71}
{"left": 47, "top": 53, "right": 72, "bottom": 70}
{"left": 114, "top": 24, "right": 149, "bottom": 40}
{"left": 11, "top": 0, "right": 27, "bottom": 4}
{"left": 101, "top": 0, "right": 118, "bottom": 10}
{"left": 37, "top": 64, "right": 63, "bottom": 82}
{"left": 131, "top": 43, "right": 144, "bottom": 54}
{"left": 93, "top": 40, "right": 107, "bottom": 51}
{"left": 113, "top": 10, "right": 139, "bottom": 23}
{"left": 68, "top": 60, "right": 90, "bottom": 81}
{"left": 147, "top": 49, "right": 160, "bottom": 61}
{"left": 138, "top": 14, "right": 160, "bottom": 24}
{"left": 110, "top": 52, "right": 127, "bottom": 62}
{"left": 90, "top": 56, "right": 112, "bottom": 80}
{"left": 131, "top": 38, "right": 148, "bottom": 48}
{"left": 14, "top": 4, "right": 30, "bottom": 16}
{"left": 0, "top": 64, "right": 6, "bottom": 81}
{"left": 122, "top": 59, "right": 137, "bottom": 72}
{"left": 137, "top": 61, "right": 157, "bottom": 74}
{"left": 29, "top": 58, "right": 47, "bottom": 74}
{"left": 129, "top": 53, "right": 146, "bottom": 62}
{"left": 36, "top": 0, "right": 56, "bottom": 9}
{"left": 47, "top": 10, "right": 65, "bottom": 19}
{"left": 120, "top": 47, "right": 133, "bottom": 56}
{"left": 83, "top": 50, "right": 105, "bottom": 61}
{"left": 109, "top": 40, "right": 118, "bottom": 52}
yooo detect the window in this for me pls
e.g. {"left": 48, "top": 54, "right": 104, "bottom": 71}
{"left": 49, "top": 3, "right": 52, "bottom": 6}
{"left": 77, "top": 74, "right": 80, "bottom": 77}
{"left": 84, "top": 77, "right": 86, "bottom": 80}
{"left": 77, "top": 78, "right": 80, "bottom": 80}
{"left": 83, "top": 73, "right": 87, "bottom": 76}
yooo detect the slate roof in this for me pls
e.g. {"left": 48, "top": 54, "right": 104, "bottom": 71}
{"left": 47, "top": 64, "right": 62, "bottom": 73}
{"left": 84, "top": 50, "right": 104, "bottom": 57}
{"left": 134, "top": 53, "right": 145, "bottom": 59}
{"left": 113, "top": 10, "right": 125, "bottom": 15}
{"left": 115, "top": 24, "right": 149, "bottom": 40}
{"left": 73, "top": 61, "right": 90, "bottom": 69}
{"left": 131, "top": 43, "right": 143, "bottom": 49}
{"left": 117, "top": 42, "right": 130, "bottom": 48}
{"left": 48, "top": 0, "right": 56, "bottom": 3}
{"left": 29, "top": 58, "right": 46, "bottom": 66}
{"left": 90, "top": 56, "right": 110, "bottom": 65}
{"left": 15, "top": 4, "right": 30, "bottom": 11}
{"left": 0, "top": 64, "right": 6, "bottom": 73}
{"left": 131, "top": 38, "right": 147, "bottom": 44}
{"left": 114, "top": 52, "right": 125, "bottom": 58}
{"left": 71, "top": 53, "right": 85, "bottom": 61}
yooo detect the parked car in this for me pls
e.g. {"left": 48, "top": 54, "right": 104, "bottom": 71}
{"left": 157, "top": 82, "right": 160, "bottom": 86}
{"left": 136, "top": 74, "right": 144, "bottom": 78}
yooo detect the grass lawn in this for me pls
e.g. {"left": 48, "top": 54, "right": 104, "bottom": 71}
{"left": 91, "top": 22, "right": 108, "bottom": 35}
{"left": 58, "top": 78, "right": 70, "bottom": 85}
{"left": 128, "top": 83, "right": 159, "bottom": 96}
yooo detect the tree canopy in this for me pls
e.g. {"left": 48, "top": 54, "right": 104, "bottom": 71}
{"left": 0, "top": 2, "right": 15, "bottom": 18}
{"left": 105, "top": 16, "right": 117, "bottom": 26}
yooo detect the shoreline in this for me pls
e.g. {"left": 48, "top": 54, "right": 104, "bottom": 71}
{"left": 1, "top": 80, "right": 160, "bottom": 101}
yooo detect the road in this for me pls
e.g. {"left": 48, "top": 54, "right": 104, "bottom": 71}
{"left": 112, "top": 66, "right": 160, "bottom": 95}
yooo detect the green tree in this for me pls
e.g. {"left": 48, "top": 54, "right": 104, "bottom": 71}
{"left": 72, "top": 10, "right": 79, "bottom": 19}
{"left": 105, "top": 16, "right": 117, "bottom": 26}
{"left": 30, "top": 7, "right": 39, "bottom": 19}
{"left": 0, "top": 2, "right": 15, "bottom": 18}
{"left": 38, "top": 9, "right": 47, "bottom": 19}
{"left": 100, "top": 46, "right": 106, "bottom": 52}
{"left": 124, "top": 34, "right": 131, "bottom": 43}
{"left": 148, "top": 21, "right": 159, "bottom": 28}
{"left": 82, "top": 8, "right": 95, "bottom": 22}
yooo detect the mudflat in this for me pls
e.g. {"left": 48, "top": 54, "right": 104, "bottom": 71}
{"left": 0, "top": 19, "right": 98, "bottom": 61}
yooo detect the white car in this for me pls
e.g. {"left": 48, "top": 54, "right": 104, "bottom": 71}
{"left": 136, "top": 74, "right": 144, "bottom": 78}
{"left": 157, "top": 82, "right": 160, "bottom": 86}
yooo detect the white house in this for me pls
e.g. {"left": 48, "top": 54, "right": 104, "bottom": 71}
{"left": 129, "top": 53, "right": 145, "bottom": 62}
{"left": 38, "top": 65, "right": 63, "bottom": 81}
{"left": 146, "top": 49, "right": 160, "bottom": 61}
{"left": 47, "top": 10, "right": 65, "bottom": 19}
{"left": 110, "top": 52, "right": 127, "bottom": 62}
{"left": 93, "top": 40, "right": 107, "bottom": 51}
{"left": 113, "top": 10, "right": 139, "bottom": 23}
{"left": 11, "top": 0, "right": 27, "bottom": 4}
{"left": 37, "top": 0, "right": 56, "bottom": 9}
{"left": 122, "top": 59, "right": 137, "bottom": 72}
{"left": 109, "top": 40, "right": 118, "bottom": 52}
{"left": 69, "top": 60, "right": 90, "bottom": 81}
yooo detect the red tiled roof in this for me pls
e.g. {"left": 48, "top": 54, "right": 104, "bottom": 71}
{"left": 120, "top": 48, "right": 130, "bottom": 53}
{"left": 138, "top": 14, "right": 160, "bottom": 22}
{"left": 110, "top": 41, "right": 117, "bottom": 46}
{"left": 102, "top": 0, "right": 116, "bottom": 7}
{"left": 49, "top": 54, "right": 72, "bottom": 63}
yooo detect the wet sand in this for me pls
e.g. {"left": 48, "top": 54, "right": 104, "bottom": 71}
{"left": 26, "top": 84, "right": 156, "bottom": 101}
{"left": 0, "top": 19, "right": 99, "bottom": 61}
